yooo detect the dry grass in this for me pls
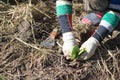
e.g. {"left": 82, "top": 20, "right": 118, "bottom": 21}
{"left": 0, "top": 1, "right": 120, "bottom": 80}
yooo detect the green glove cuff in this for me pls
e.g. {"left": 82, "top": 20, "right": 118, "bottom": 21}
{"left": 56, "top": 0, "right": 72, "bottom": 16}
{"left": 102, "top": 11, "right": 120, "bottom": 28}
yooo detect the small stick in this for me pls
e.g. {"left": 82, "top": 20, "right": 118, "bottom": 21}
{"left": 32, "top": 6, "right": 51, "bottom": 19}
{"left": 15, "top": 37, "right": 41, "bottom": 51}
{"left": 56, "top": 41, "right": 62, "bottom": 48}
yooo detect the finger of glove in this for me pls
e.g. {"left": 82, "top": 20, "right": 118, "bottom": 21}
{"left": 79, "top": 43, "right": 94, "bottom": 60}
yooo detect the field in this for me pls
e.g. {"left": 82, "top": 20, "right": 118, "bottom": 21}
{"left": 0, "top": 0, "right": 120, "bottom": 80}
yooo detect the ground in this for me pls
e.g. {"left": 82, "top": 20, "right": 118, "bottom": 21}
{"left": 0, "top": 1, "right": 120, "bottom": 80}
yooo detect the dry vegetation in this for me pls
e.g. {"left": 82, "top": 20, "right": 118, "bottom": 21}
{"left": 0, "top": 0, "right": 120, "bottom": 80}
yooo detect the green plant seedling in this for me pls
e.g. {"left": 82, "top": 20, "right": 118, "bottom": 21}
{"left": 71, "top": 47, "right": 86, "bottom": 60}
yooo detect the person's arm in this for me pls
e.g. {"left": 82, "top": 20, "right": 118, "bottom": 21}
{"left": 56, "top": 0, "right": 79, "bottom": 59}
{"left": 56, "top": 0, "right": 73, "bottom": 33}
{"left": 79, "top": 11, "right": 120, "bottom": 60}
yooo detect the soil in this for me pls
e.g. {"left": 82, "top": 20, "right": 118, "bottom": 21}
{"left": 0, "top": 1, "right": 120, "bottom": 80}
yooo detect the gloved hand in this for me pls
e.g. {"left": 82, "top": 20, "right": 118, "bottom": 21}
{"left": 62, "top": 32, "right": 79, "bottom": 59}
{"left": 79, "top": 37, "right": 100, "bottom": 60}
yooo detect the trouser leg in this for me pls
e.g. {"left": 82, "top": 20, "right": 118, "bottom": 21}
{"left": 84, "top": 0, "right": 109, "bottom": 13}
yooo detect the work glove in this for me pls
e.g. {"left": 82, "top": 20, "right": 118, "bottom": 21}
{"left": 62, "top": 32, "right": 79, "bottom": 59}
{"left": 79, "top": 37, "right": 99, "bottom": 60}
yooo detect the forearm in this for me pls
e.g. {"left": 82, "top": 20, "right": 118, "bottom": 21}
{"left": 79, "top": 11, "right": 120, "bottom": 60}
{"left": 92, "top": 11, "right": 120, "bottom": 42}
{"left": 56, "top": 0, "right": 73, "bottom": 33}
{"left": 56, "top": 0, "right": 79, "bottom": 59}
